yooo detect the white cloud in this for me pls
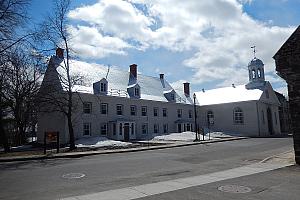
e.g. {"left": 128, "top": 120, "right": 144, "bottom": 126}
{"left": 68, "top": 25, "right": 131, "bottom": 59}
{"left": 68, "top": 0, "right": 295, "bottom": 88}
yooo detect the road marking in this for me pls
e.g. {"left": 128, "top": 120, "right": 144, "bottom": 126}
{"left": 60, "top": 162, "right": 293, "bottom": 200}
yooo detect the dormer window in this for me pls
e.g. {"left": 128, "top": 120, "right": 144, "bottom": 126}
{"left": 127, "top": 83, "right": 140, "bottom": 98}
{"left": 171, "top": 93, "right": 175, "bottom": 100}
{"left": 134, "top": 87, "right": 140, "bottom": 96}
{"left": 93, "top": 78, "right": 108, "bottom": 95}
{"left": 163, "top": 89, "right": 176, "bottom": 102}
{"left": 101, "top": 82, "right": 107, "bottom": 92}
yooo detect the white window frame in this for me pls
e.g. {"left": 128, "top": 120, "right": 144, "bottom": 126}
{"left": 83, "top": 123, "right": 91, "bottom": 136}
{"left": 154, "top": 124, "right": 159, "bottom": 134}
{"left": 163, "top": 108, "right": 167, "bottom": 117}
{"left": 101, "top": 123, "right": 107, "bottom": 135}
{"left": 141, "top": 106, "right": 147, "bottom": 116}
{"left": 153, "top": 107, "right": 159, "bottom": 117}
{"left": 101, "top": 103, "right": 108, "bottom": 115}
{"left": 177, "top": 109, "right": 182, "bottom": 118}
{"left": 207, "top": 110, "right": 214, "bottom": 125}
{"left": 130, "top": 105, "right": 136, "bottom": 116}
{"left": 142, "top": 123, "right": 148, "bottom": 134}
{"left": 100, "top": 82, "right": 107, "bottom": 92}
{"left": 170, "top": 93, "right": 175, "bottom": 101}
{"left": 134, "top": 87, "right": 140, "bottom": 96}
{"left": 234, "top": 107, "right": 244, "bottom": 124}
{"left": 116, "top": 104, "right": 123, "bottom": 115}
{"left": 83, "top": 102, "right": 92, "bottom": 114}
{"left": 189, "top": 110, "right": 192, "bottom": 118}
{"left": 163, "top": 124, "right": 168, "bottom": 133}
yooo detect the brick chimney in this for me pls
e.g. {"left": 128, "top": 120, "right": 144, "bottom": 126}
{"left": 183, "top": 82, "right": 190, "bottom": 97}
{"left": 130, "top": 64, "right": 137, "bottom": 78}
{"left": 56, "top": 48, "right": 64, "bottom": 59}
{"left": 160, "top": 73, "right": 164, "bottom": 79}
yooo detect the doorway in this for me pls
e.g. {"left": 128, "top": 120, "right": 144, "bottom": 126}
{"left": 124, "top": 123, "right": 130, "bottom": 141}
{"left": 178, "top": 124, "right": 182, "bottom": 133}
{"left": 267, "top": 107, "right": 273, "bottom": 135}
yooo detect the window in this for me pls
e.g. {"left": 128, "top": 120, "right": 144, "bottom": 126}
{"left": 262, "top": 110, "right": 265, "bottom": 124}
{"left": 131, "top": 123, "right": 134, "bottom": 135}
{"left": 83, "top": 102, "right": 92, "bottom": 114}
{"left": 83, "top": 123, "right": 91, "bottom": 136}
{"left": 163, "top": 124, "right": 168, "bottom": 133}
{"left": 252, "top": 69, "right": 256, "bottom": 79}
{"left": 234, "top": 107, "right": 244, "bottom": 124}
{"left": 142, "top": 123, "right": 148, "bottom": 134}
{"left": 101, "top": 123, "right": 107, "bottom": 135}
{"left": 177, "top": 109, "right": 182, "bottom": 118}
{"left": 186, "top": 123, "right": 191, "bottom": 131}
{"left": 116, "top": 104, "right": 123, "bottom": 115}
{"left": 130, "top": 105, "right": 136, "bottom": 116}
{"left": 207, "top": 110, "right": 214, "bottom": 125}
{"left": 113, "top": 123, "right": 116, "bottom": 135}
{"left": 141, "top": 106, "right": 147, "bottom": 116}
{"left": 100, "top": 82, "right": 107, "bottom": 92}
{"left": 258, "top": 69, "right": 261, "bottom": 78}
{"left": 119, "top": 123, "right": 123, "bottom": 135}
{"left": 153, "top": 107, "right": 158, "bottom": 117}
{"left": 134, "top": 87, "right": 140, "bottom": 96}
{"left": 163, "top": 108, "right": 167, "bottom": 117}
{"left": 189, "top": 110, "right": 192, "bottom": 118}
{"left": 101, "top": 103, "right": 108, "bottom": 114}
{"left": 154, "top": 124, "right": 159, "bottom": 134}
{"left": 275, "top": 112, "right": 278, "bottom": 125}
{"left": 170, "top": 93, "right": 175, "bottom": 101}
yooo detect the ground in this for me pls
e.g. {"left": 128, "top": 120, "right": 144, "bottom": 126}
{"left": 0, "top": 137, "right": 296, "bottom": 200}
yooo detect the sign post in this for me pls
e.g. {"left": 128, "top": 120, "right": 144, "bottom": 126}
{"left": 44, "top": 132, "right": 60, "bottom": 154}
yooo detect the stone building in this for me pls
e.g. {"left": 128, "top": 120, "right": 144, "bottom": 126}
{"left": 275, "top": 91, "right": 290, "bottom": 134}
{"left": 274, "top": 25, "right": 300, "bottom": 164}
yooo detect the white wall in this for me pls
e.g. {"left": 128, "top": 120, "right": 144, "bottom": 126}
{"left": 198, "top": 101, "right": 260, "bottom": 136}
{"left": 37, "top": 92, "right": 196, "bottom": 144}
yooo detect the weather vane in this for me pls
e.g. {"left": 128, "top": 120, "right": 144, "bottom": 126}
{"left": 251, "top": 46, "right": 256, "bottom": 58}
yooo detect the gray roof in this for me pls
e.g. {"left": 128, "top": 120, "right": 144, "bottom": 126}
{"left": 54, "top": 56, "right": 192, "bottom": 104}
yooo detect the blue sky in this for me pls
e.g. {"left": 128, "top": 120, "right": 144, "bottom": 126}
{"left": 29, "top": 0, "right": 300, "bottom": 95}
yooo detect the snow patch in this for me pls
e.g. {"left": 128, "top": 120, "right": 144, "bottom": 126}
{"left": 76, "top": 136, "right": 132, "bottom": 148}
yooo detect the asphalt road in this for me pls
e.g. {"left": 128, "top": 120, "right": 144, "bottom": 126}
{"left": 0, "top": 137, "right": 293, "bottom": 200}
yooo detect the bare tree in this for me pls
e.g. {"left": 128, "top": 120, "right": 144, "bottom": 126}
{"left": 0, "top": 0, "right": 30, "bottom": 152}
{"left": 0, "top": 0, "right": 30, "bottom": 54}
{"left": 2, "top": 49, "right": 42, "bottom": 145}
{"left": 37, "top": 0, "right": 77, "bottom": 150}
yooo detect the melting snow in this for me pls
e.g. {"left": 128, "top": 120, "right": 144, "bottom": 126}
{"left": 76, "top": 136, "right": 132, "bottom": 148}
{"left": 152, "top": 131, "right": 242, "bottom": 142}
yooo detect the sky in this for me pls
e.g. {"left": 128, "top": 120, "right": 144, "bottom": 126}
{"left": 29, "top": 0, "right": 300, "bottom": 95}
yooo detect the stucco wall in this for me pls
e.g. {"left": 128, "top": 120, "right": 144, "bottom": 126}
{"left": 37, "top": 92, "right": 196, "bottom": 144}
{"left": 198, "top": 101, "right": 260, "bottom": 136}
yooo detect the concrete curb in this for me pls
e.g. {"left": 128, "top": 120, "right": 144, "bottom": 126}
{"left": 260, "top": 150, "right": 295, "bottom": 164}
{"left": 0, "top": 137, "right": 248, "bottom": 163}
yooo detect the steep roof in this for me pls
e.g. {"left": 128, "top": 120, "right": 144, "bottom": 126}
{"left": 52, "top": 56, "right": 192, "bottom": 104}
{"left": 273, "top": 25, "right": 300, "bottom": 59}
{"left": 195, "top": 85, "right": 263, "bottom": 106}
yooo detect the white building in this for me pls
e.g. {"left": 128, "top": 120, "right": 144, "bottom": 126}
{"left": 37, "top": 50, "right": 196, "bottom": 144}
{"left": 37, "top": 50, "right": 284, "bottom": 144}
{"left": 195, "top": 57, "right": 282, "bottom": 136}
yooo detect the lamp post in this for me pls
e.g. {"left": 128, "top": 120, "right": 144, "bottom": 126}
{"left": 193, "top": 93, "right": 199, "bottom": 141}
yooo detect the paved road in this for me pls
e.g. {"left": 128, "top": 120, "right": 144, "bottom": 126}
{"left": 0, "top": 137, "right": 293, "bottom": 200}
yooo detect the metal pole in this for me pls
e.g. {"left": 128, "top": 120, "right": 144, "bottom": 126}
{"left": 193, "top": 93, "right": 198, "bottom": 141}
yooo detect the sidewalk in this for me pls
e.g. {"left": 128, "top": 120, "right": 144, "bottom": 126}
{"left": 0, "top": 136, "right": 248, "bottom": 163}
